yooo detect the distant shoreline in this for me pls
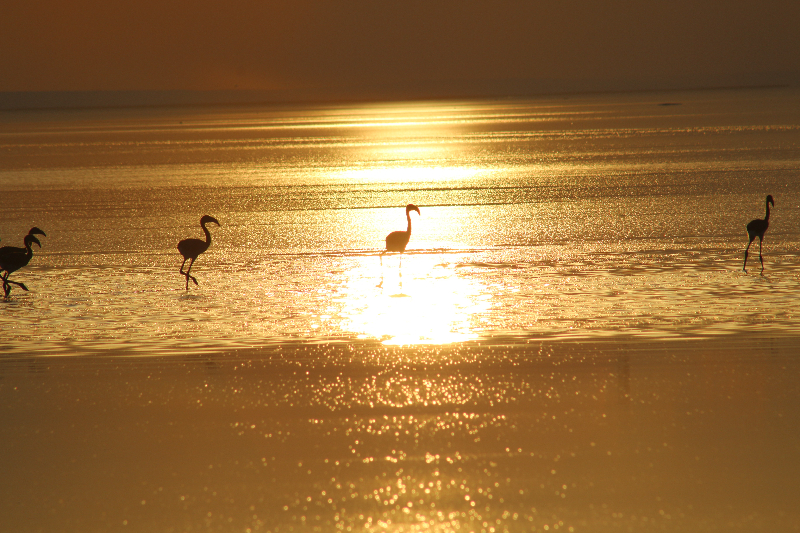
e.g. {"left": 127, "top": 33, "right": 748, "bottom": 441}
{"left": 0, "top": 84, "right": 794, "bottom": 112}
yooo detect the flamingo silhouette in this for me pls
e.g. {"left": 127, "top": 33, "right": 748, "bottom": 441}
{"left": 0, "top": 227, "right": 47, "bottom": 297}
{"left": 178, "top": 215, "right": 220, "bottom": 290}
{"left": 743, "top": 195, "right": 774, "bottom": 273}
{"left": 380, "top": 204, "right": 420, "bottom": 266}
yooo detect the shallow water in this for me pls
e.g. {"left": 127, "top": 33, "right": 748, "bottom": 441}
{"left": 2, "top": 88, "right": 800, "bottom": 355}
{"left": 2, "top": 89, "right": 800, "bottom": 532}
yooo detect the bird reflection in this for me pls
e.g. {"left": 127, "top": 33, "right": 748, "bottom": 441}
{"left": 743, "top": 195, "right": 774, "bottom": 274}
{"left": 379, "top": 204, "right": 420, "bottom": 288}
{"left": 0, "top": 227, "right": 47, "bottom": 298}
{"left": 178, "top": 215, "right": 220, "bottom": 290}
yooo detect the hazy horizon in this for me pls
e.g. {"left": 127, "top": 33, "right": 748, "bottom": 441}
{"left": 3, "top": 0, "right": 799, "bottom": 106}
{"left": 2, "top": 81, "right": 798, "bottom": 112}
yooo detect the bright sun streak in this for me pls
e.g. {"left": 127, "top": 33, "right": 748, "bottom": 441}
{"left": 335, "top": 255, "right": 490, "bottom": 345}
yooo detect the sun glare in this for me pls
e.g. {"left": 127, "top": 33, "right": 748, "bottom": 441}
{"left": 334, "top": 255, "right": 490, "bottom": 345}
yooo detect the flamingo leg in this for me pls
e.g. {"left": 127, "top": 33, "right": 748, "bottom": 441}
{"left": 5, "top": 280, "right": 29, "bottom": 290}
{"left": 398, "top": 254, "right": 404, "bottom": 290}
{"left": 179, "top": 257, "right": 199, "bottom": 290}
{"left": 743, "top": 236, "right": 754, "bottom": 272}
{"left": 378, "top": 252, "right": 386, "bottom": 287}
{"left": 179, "top": 257, "right": 189, "bottom": 290}
{"left": 0, "top": 272, "right": 25, "bottom": 297}
{"left": 185, "top": 257, "right": 198, "bottom": 288}
{"left": 758, "top": 236, "right": 764, "bottom": 273}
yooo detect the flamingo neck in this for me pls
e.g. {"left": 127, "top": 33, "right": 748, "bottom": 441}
{"left": 765, "top": 200, "right": 771, "bottom": 221}
{"left": 201, "top": 222, "right": 212, "bottom": 245}
{"left": 406, "top": 211, "right": 412, "bottom": 235}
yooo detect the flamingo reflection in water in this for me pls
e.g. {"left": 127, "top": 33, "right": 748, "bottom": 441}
{"left": 0, "top": 227, "right": 47, "bottom": 298}
{"left": 178, "top": 215, "right": 220, "bottom": 290}
{"left": 743, "top": 195, "right": 774, "bottom": 274}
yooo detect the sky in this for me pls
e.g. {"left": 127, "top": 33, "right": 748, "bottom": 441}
{"left": 2, "top": 0, "right": 800, "bottom": 102}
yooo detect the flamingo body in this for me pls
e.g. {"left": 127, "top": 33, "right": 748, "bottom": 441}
{"left": 385, "top": 230, "right": 412, "bottom": 253}
{"left": 743, "top": 195, "right": 774, "bottom": 273}
{"left": 178, "top": 215, "right": 220, "bottom": 289}
{"left": 0, "top": 227, "right": 46, "bottom": 297}
{"left": 381, "top": 204, "right": 420, "bottom": 258}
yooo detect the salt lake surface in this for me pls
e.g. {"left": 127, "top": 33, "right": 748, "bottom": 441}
{"left": 1, "top": 88, "right": 799, "bottom": 531}
{"left": 2, "top": 88, "right": 800, "bottom": 354}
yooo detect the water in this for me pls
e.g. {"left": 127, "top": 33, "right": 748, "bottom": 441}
{"left": 2, "top": 88, "right": 800, "bottom": 355}
{"left": 2, "top": 88, "right": 800, "bottom": 532}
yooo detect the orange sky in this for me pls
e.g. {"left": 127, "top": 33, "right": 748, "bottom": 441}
{"left": 2, "top": 0, "right": 799, "bottom": 99}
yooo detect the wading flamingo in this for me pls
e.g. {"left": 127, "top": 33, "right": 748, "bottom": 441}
{"left": 0, "top": 227, "right": 47, "bottom": 297}
{"left": 178, "top": 215, "right": 220, "bottom": 290}
{"left": 743, "top": 195, "right": 774, "bottom": 273}
{"left": 380, "top": 204, "right": 420, "bottom": 266}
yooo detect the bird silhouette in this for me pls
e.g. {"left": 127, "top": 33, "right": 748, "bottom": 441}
{"left": 178, "top": 215, "right": 220, "bottom": 290}
{"left": 743, "top": 194, "right": 774, "bottom": 273}
{"left": 0, "top": 227, "right": 47, "bottom": 297}
{"left": 380, "top": 204, "right": 420, "bottom": 266}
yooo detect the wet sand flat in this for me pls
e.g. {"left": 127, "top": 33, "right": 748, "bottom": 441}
{"left": 2, "top": 336, "right": 799, "bottom": 532}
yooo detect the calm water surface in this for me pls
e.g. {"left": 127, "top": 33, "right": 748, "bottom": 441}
{"left": 2, "top": 88, "right": 800, "bottom": 355}
{"left": 2, "top": 89, "right": 800, "bottom": 532}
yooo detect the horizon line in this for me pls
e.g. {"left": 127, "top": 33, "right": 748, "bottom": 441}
{"left": 1, "top": 83, "right": 796, "bottom": 112}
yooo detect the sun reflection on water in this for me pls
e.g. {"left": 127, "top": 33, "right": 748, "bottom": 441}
{"left": 335, "top": 256, "right": 490, "bottom": 345}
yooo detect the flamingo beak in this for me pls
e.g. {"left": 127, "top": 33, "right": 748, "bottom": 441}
{"left": 30, "top": 227, "right": 47, "bottom": 238}
{"left": 30, "top": 236, "right": 41, "bottom": 249}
